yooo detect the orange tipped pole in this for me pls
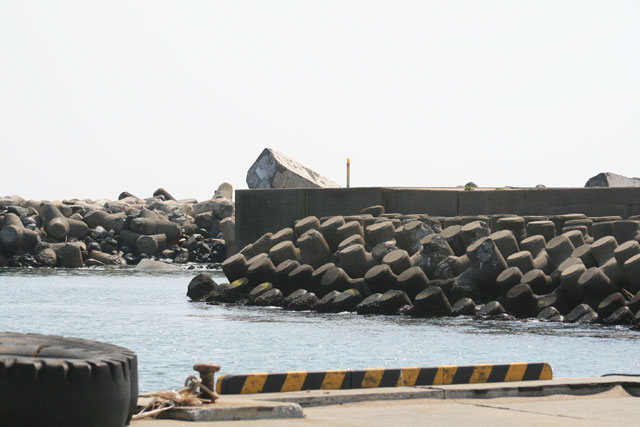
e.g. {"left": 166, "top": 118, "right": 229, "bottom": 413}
{"left": 346, "top": 158, "right": 351, "bottom": 188}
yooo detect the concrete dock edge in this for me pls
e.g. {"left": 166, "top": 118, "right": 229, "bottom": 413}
{"left": 157, "top": 399, "right": 303, "bottom": 422}
{"left": 248, "top": 376, "right": 640, "bottom": 407}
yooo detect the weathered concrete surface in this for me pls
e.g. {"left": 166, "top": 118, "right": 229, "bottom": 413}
{"left": 132, "top": 377, "right": 640, "bottom": 426}
{"left": 155, "top": 398, "right": 302, "bottom": 422}
{"left": 246, "top": 148, "right": 340, "bottom": 189}
{"left": 585, "top": 172, "right": 640, "bottom": 188}
{"left": 235, "top": 188, "right": 382, "bottom": 248}
{"left": 236, "top": 187, "right": 640, "bottom": 249}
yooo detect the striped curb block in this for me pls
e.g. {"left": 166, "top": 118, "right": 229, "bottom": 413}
{"left": 216, "top": 362, "right": 552, "bottom": 394}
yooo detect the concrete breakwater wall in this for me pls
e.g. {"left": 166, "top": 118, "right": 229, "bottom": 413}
{"left": 235, "top": 187, "right": 640, "bottom": 250}
{"left": 193, "top": 202, "right": 640, "bottom": 326}
{"left": 0, "top": 185, "right": 235, "bottom": 268}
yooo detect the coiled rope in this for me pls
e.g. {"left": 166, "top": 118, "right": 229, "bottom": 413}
{"left": 132, "top": 375, "right": 220, "bottom": 420}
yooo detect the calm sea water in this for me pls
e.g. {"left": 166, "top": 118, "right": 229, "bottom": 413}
{"left": 0, "top": 268, "right": 638, "bottom": 392}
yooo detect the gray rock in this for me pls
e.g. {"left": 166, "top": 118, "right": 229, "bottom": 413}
{"left": 220, "top": 217, "right": 236, "bottom": 256}
{"left": 134, "top": 259, "right": 182, "bottom": 271}
{"left": 395, "top": 220, "right": 433, "bottom": 255}
{"left": 206, "top": 278, "right": 252, "bottom": 304}
{"left": 417, "top": 234, "right": 454, "bottom": 279}
{"left": 88, "top": 250, "right": 127, "bottom": 266}
{"left": 282, "top": 289, "right": 319, "bottom": 311}
{"left": 83, "top": 210, "right": 126, "bottom": 233}
{"left": 0, "top": 197, "right": 19, "bottom": 209}
{"left": 356, "top": 293, "right": 383, "bottom": 315}
{"left": 246, "top": 148, "right": 340, "bottom": 189}
{"left": 585, "top": 172, "right": 640, "bottom": 188}
{"left": 193, "top": 198, "right": 234, "bottom": 219}
{"left": 476, "top": 300, "right": 505, "bottom": 316}
{"left": 372, "top": 241, "right": 399, "bottom": 263}
{"left": 315, "top": 290, "right": 341, "bottom": 312}
{"left": 187, "top": 274, "right": 218, "bottom": 301}
{"left": 323, "top": 289, "right": 363, "bottom": 313}
{"left": 195, "top": 212, "right": 214, "bottom": 229}
{"left": 35, "top": 247, "right": 57, "bottom": 267}
{"left": 253, "top": 288, "right": 283, "bottom": 306}
{"left": 7, "top": 206, "right": 33, "bottom": 218}
{"left": 118, "top": 191, "right": 139, "bottom": 200}
{"left": 248, "top": 282, "right": 274, "bottom": 302}
{"left": 214, "top": 182, "right": 233, "bottom": 200}
{"left": 452, "top": 297, "right": 478, "bottom": 316}
{"left": 153, "top": 188, "right": 177, "bottom": 201}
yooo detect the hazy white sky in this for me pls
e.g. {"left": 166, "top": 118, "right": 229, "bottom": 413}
{"left": 1, "top": 1, "right": 638, "bottom": 201}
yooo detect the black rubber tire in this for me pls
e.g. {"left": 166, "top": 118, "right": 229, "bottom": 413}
{"left": 0, "top": 332, "right": 138, "bottom": 427}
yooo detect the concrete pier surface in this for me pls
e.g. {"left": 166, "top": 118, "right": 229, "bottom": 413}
{"left": 133, "top": 376, "right": 640, "bottom": 426}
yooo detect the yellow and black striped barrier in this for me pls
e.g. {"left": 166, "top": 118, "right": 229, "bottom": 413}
{"left": 216, "top": 362, "right": 552, "bottom": 394}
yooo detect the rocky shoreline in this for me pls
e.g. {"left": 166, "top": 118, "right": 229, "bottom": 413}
{"left": 189, "top": 205, "right": 640, "bottom": 327}
{"left": 0, "top": 184, "right": 235, "bottom": 269}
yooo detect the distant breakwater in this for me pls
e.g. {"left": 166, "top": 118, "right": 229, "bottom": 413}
{"left": 0, "top": 184, "right": 235, "bottom": 269}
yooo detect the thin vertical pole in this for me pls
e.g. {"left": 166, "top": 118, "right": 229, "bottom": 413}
{"left": 346, "top": 158, "right": 351, "bottom": 188}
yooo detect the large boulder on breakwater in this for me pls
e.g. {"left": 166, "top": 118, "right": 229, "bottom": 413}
{"left": 246, "top": 148, "right": 340, "bottom": 189}
{"left": 585, "top": 172, "right": 640, "bottom": 188}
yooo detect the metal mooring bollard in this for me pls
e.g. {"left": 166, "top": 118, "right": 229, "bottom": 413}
{"left": 193, "top": 363, "right": 221, "bottom": 399}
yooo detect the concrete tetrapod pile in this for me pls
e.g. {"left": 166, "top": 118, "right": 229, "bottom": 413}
{"left": 192, "top": 206, "right": 640, "bottom": 327}
{"left": 0, "top": 183, "right": 235, "bottom": 268}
